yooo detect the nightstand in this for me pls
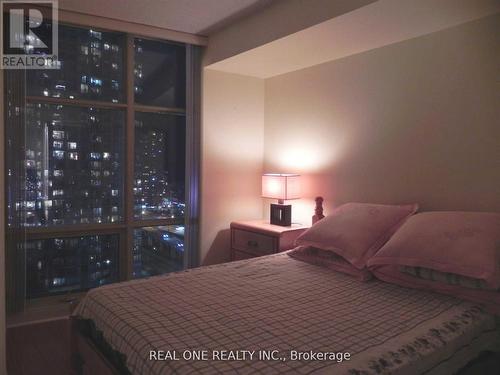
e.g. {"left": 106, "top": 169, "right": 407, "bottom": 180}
{"left": 230, "top": 220, "right": 308, "bottom": 261}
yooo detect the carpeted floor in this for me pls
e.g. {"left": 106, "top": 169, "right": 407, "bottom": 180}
{"left": 7, "top": 318, "right": 74, "bottom": 375}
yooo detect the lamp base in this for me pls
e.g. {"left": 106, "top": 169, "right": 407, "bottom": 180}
{"left": 270, "top": 203, "right": 292, "bottom": 226}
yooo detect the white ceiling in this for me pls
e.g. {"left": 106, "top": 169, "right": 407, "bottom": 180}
{"left": 206, "top": 0, "right": 500, "bottom": 78}
{"left": 58, "top": 0, "right": 272, "bottom": 35}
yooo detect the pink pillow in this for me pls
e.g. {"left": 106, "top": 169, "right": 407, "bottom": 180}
{"left": 400, "top": 266, "right": 496, "bottom": 290}
{"left": 288, "top": 246, "right": 372, "bottom": 281}
{"left": 367, "top": 211, "right": 500, "bottom": 313}
{"left": 369, "top": 265, "right": 500, "bottom": 314}
{"left": 295, "top": 202, "right": 418, "bottom": 269}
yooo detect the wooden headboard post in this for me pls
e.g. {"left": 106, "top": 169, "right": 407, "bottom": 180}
{"left": 312, "top": 196, "right": 325, "bottom": 225}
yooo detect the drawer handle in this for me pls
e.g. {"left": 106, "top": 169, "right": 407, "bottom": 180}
{"left": 247, "top": 240, "right": 258, "bottom": 248}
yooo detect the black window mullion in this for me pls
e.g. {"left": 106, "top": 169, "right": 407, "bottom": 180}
{"left": 124, "top": 34, "right": 135, "bottom": 280}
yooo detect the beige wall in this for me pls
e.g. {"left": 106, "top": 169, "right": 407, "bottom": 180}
{"left": 200, "top": 70, "right": 265, "bottom": 265}
{"left": 264, "top": 14, "right": 500, "bottom": 224}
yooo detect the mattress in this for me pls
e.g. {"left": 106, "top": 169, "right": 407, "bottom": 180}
{"left": 73, "top": 252, "right": 500, "bottom": 375}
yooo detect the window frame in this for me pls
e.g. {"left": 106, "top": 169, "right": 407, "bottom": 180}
{"left": 4, "top": 19, "right": 199, "bottom": 308}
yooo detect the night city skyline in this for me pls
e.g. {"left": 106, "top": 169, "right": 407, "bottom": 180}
{"left": 6, "top": 24, "right": 187, "bottom": 299}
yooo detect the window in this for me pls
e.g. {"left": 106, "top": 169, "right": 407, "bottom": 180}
{"left": 24, "top": 103, "right": 124, "bottom": 226}
{"left": 27, "top": 27, "right": 125, "bottom": 102}
{"left": 26, "top": 234, "right": 120, "bottom": 299}
{"left": 133, "top": 225, "right": 184, "bottom": 278}
{"left": 4, "top": 22, "right": 193, "bottom": 306}
{"left": 134, "top": 38, "right": 185, "bottom": 108}
{"left": 134, "top": 112, "right": 185, "bottom": 220}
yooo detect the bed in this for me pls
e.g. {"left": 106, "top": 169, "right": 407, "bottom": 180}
{"left": 72, "top": 251, "right": 500, "bottom": 375}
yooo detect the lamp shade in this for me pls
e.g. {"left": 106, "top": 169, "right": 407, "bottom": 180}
{"left": 262, "top": 174, "right": 301, "bottom": 201}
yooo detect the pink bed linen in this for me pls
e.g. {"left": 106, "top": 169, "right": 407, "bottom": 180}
{"left": 295, "top": 202, "right": 418, "bottom": 269}
{"left": 371, "top": 265, "right": 500, "bottom": 314}
{"left": 368, "top": 211, "right": 500, "bottom": 313}
{"left": 73, "top": 252, "right": 499, "bottom": 375}
{"left": 287, "top": 246, "right": 372, "bottom": 281}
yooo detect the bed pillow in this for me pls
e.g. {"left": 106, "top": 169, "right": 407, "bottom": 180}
{"left": 400, "top": 266, "right": 496, "bottom": 291}
{"left": 288, "top": 246, "right": 372, "bottom": 281}
{"left": 294, "top": 202, "right": 418, "bottom": 269}
{"left": 367, "top": 211, "right": 500, "bottom": 313}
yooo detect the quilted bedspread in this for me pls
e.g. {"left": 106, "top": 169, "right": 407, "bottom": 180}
{"left": 73, "top": 252, "right": 500, "bottom": 375}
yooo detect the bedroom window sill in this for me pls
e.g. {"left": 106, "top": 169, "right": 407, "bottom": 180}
{"left": 6, "top": 293, "right": 85, "bottom": 327}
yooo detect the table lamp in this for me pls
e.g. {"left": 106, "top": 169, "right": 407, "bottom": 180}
{"left": 262, "top": 173, "right": 301, "bottom": 226}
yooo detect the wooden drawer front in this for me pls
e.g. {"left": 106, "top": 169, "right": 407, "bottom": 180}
{"left": 232, "top": 250, "right": 257, "bottom": 261}
{"left": 232, "top": 229, "right": 276, "bottom": 255}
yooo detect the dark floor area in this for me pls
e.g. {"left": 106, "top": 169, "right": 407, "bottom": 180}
{"left": 7, "top": 318, "right": 73, "bottom": 375}
{"left": 456, "top": 350, "right": 500, "bottom": 375}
